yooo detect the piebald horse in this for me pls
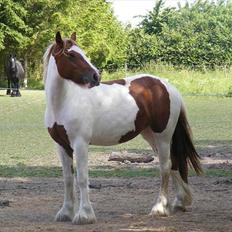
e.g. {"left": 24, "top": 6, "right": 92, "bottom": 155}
{"left": 43, "top": 32, "right": 202, "bottom": 225}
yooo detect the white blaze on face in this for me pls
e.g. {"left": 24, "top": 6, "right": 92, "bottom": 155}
{"left": 69, "top": 45, "right": 99, "bottom": 75}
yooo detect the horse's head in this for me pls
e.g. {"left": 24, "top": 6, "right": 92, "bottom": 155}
{"left": 8, "top": 54, "right": 17, "bottom": 73}
{"left": 52, "top": 32, "right": 100, "bottom": 88}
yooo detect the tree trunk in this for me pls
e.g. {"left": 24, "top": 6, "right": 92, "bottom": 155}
{"left": 23, "top": 54, "right": 28, "bottom": 88}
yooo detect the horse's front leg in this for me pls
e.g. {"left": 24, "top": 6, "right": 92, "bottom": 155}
{"left": 15, "top": 78, "right": 21, "bottom": 97}
{"left": 6, "top": 78, "right": 11, "bottom": 95}
{"left": 55, "top": 144, "right": 75, "bottom": 221}
{"left": 72, "top": 137, "right": 96, "bottom": 225}
{"left": 10, "top": 79, "right": 16, "bottom": 97}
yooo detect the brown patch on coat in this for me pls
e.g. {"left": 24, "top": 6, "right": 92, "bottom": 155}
{"left": 48, "top": 123, "right": 73, "bottom": 158}
{"left": 102, "top": 79, "right": 126, "bottom": 86}
{"left": 119, "top": 76, "right": 170, "bottom": 143}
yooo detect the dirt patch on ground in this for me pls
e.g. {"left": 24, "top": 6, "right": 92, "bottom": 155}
{"left": 0, "top": 175, "right": 231, "bottom": 232}
{"left": 0, "top": 148, "right": 232, "bottom": 232}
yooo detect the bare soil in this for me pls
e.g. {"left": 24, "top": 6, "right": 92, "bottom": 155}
{"left": 0, "top": 149, "right": 232, "bottom": 232}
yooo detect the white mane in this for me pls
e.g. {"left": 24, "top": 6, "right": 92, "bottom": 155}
{"left": 43, "top": 43, "right": 54, "bottom": 83}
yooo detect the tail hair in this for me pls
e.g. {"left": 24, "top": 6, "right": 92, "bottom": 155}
{"left": 171, "top": 106, "right": 202, "bottom": 183}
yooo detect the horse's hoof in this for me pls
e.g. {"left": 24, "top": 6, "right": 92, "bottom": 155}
{"left": 55, "top": 207, "right": 73, "bottom": 222}
{"left": 172, "top": 205, "right": 186, "bottom": 213}
{"left": 171, "top": 196, "right": 188, "bottom": 213}
{"left": 72, "top": 215, "right": 96, "bottom": 225}
{"left": 55, "top": 213, "right": 72, "bottom": 222}
{"left": 150, "top": 203, "right": 170, "bottom": 217}
{"left": 10, "top": 91, "right": 16, "bottom": 97}
{"left": 72, "top": 208, "right": 96, "bottom": 225}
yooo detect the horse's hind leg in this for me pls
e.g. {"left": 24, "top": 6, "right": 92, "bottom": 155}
{"left": 55, "top": 144, "right": 75, "bottom": 222}
{"left": 171, "top": 170, "right": 192, "bottom": 212}
{"left": 141, "top": 128, "right": 171, "bottom": 217}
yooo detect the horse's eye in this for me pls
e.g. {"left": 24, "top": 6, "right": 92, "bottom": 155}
{"left": 69, "top": 53, "right": 75, "bottom": 58}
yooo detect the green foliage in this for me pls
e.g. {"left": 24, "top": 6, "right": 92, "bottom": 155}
{"left": 0, "top": 0, "right": 31, "bottom": 78}
{"left": 0, "top": 0, "right": 30, "bottom": 51}
{"left": 126, "top": 29, "right": 158, "bottom": 68}
{"left": 68, "top": 0, "right": 128, "bottom": 69}
{"left": 141, "top": 0, "right": 173, "bottom": 35}
{"left": 139, "top": 0, "right": 232, "bottom": 69}
{"left": 0, "top": 0, "right": 127, "bottom": 83}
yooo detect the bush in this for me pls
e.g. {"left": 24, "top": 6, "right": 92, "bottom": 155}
{"left": 139, "top": 0, "right": 232, "bottom": 69}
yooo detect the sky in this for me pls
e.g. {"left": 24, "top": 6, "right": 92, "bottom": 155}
{"left": 107, "top": 0, "right": 193, "bottom": 27}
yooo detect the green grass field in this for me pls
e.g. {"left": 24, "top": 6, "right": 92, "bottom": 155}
{"left": 103, "top": 63, "right": 232, "bottom": 96}
{"left": 0, "top": 89, "right": 232, "bottom": 177}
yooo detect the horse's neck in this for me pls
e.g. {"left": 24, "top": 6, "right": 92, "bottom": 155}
{"left": 45, "top": 57, "right": 87, "bottom": 116}
{"left": 45, "top": 59, "right": 69, "bottom": 112}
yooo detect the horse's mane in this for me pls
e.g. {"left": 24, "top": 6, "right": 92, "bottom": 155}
{"left": 43, "top": 43, "right": 55, "bottom": 83}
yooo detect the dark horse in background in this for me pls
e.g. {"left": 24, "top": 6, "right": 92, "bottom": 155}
{"left": 5, "top": 54, "right": 25, "bottom": 97}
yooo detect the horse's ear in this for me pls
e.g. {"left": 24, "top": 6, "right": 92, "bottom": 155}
{"left": 71, "top": 32, "right": 76, "bottom": 42}
{"left": 55, "top": 32, "right": 64, "bottom": 48}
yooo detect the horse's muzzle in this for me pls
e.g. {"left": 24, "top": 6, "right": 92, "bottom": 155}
{"left": 82, "top": 71, "right": 101, "bottom": 88}
{"left": 89, "top": 72, "right": 101, "bottom": 88}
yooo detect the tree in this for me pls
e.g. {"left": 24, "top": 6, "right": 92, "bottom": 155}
{"left": 127, "top": 29, "right": 158, "bottom": 69}
{"left": 0, "top": 0, "right": 128, "bottom": 84}
{"left": 139, "top": 0, "right": 232, "bottom": 69}
{"left": 0, "top": 0, "right": 30, "bottom": 51}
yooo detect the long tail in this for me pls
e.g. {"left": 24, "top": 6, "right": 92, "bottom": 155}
{"left": 171, "top": 105, "right": 202, "bottom": 183}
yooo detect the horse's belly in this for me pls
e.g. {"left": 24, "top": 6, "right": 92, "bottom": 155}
{"left": 90, "top": 123, "right": 136, "bottom": 146}
{"left": 90, "top": 106, "right": 139, "bottom": 146}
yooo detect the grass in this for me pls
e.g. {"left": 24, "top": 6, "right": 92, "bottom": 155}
{"left": 0, "top": 90, "right": 52, "bottom": 167}
{"left": 0, "top": 164, "right": 231, "bottom": 178}
{"left": 0, "top": 85, "right": 232, "bottom": 178}
{"left": 102, "top": 63, "right": 232, "bottom": 96}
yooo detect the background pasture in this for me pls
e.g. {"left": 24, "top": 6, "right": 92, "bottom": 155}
{"left": 0, "top": 87, "right": 231, "bottom": 178}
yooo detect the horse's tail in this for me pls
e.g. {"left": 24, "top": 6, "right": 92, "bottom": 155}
{"left": 171, "top": 105, "right": 202, "bottom": 183}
